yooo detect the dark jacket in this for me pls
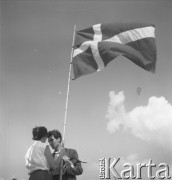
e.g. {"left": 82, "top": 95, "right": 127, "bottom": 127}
{"left": 52, "top": 148, "right": 83, "bottom": 180}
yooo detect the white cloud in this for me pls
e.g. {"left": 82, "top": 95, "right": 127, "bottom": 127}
{"left": 106, "top": 91, "right": 172, "bottom": 149}
{"left": 106, "top": 91, "right": 126, "bottom": 133}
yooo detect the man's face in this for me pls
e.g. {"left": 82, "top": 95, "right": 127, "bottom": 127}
{"left": 48, "top": 135, "right": 61, "bottom": 150}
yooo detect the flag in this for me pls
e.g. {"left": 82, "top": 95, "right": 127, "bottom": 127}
{"left": 72, "top": 22, "right": 156, "bottom": 79}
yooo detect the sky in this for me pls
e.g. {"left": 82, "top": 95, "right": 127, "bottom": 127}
{"left": 0, "top": 0, "right": 172, "bottom": 179}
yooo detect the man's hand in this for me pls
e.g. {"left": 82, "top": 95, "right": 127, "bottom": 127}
{"left": 62, "top": 155, "right": 75, "bottom": 168}
{"left": 62, "top": 155, "right": 70, "bottom": 162}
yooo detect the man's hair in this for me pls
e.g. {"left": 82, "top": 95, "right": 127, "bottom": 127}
{"left": 47, "top": 129, "right": 62, "bottom": 141}
{"left": 32, "top": 126, "right": 47, "bottom": 140}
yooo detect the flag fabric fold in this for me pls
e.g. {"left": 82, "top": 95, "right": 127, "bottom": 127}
{"left": 72, "top": 23, "right": 157, "bottom": 79}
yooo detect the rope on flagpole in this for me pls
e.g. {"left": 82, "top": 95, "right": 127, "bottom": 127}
{"left": 59, "top": 25, "right": 76, "bottom": 180}
{"left": 62, "top": 24, "right": 76, "bottom": 145}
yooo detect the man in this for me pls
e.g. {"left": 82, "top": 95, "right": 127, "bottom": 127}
{"left": 47, "top": 130, "right": 83, "bottom": 180}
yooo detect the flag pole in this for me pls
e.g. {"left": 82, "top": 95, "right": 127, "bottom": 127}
{"left": 62, "top": 25, "right": 76, "bottom": 145}
{"left": 59, "top": 25, "right": 76, "bottom": 180}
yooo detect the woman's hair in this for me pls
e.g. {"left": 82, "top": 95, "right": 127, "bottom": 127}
{"left": 47, "top": 129, "right": 62, "bottom": 141}
{"left": 32, "top": 126, "right": 47, "bottom": 140}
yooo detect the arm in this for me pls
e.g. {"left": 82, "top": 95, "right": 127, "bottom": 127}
{"left": 63, "top": 149, "right": 83, "bottom": 176}
{"left": 44, "top": 145, "right": 56, "bottom": 170}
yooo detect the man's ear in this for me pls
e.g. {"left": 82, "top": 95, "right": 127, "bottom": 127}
{"left": 58, "top": 137, "right": 62, "bottom": 143}
{"left": 61, "top": 140, "right": 64, "bottom": 147}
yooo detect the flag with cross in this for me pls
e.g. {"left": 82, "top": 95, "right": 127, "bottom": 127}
{"left": 72, "top": 22, "right": 157, "bottom": 79}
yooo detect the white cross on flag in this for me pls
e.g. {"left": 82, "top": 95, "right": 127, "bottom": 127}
{"left": 72, "top": 22, "right": 157, "bottom": 79}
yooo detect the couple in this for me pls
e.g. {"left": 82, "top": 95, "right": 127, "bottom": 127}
{"left": 25, "top": 126, "right": 83, "bottom": 180}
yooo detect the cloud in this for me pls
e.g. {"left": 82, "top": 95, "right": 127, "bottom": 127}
{"left": 106, "top": 91, "right": 126, "bottom": 133}
{"left": 106, "top": 91, "right": 172, "bottom": 149}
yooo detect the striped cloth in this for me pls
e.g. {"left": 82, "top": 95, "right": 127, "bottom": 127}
{"left": 72, "top": 22, "right": 157, "bottom": 79}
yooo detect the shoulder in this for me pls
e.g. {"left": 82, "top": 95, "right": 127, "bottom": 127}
{"left": 65, "top": 148, "right": 79, "bottom": 158}
{"left": 65, "top": 148, "right": 77, "bottom": 153}
{"left": 35, "top": 141, "right": 49, "bottom": 151}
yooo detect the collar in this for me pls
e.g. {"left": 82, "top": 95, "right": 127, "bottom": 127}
{"left": 54, "top": 150, "right": 60, "bottom": 154}
{"left": 54, "top": 147, "right": 63, "bottom": 154}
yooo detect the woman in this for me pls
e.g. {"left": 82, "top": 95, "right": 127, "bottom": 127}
{"left": 25, "top": 126, "right": 56, "bottom": 180}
